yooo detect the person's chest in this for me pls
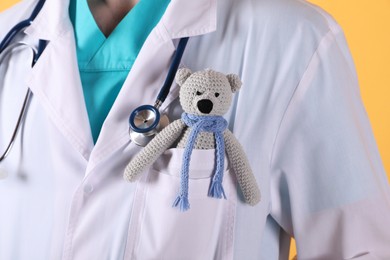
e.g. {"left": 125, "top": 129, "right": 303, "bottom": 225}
{"left": 0, "top": 0, "right": 327, "bottom": 258}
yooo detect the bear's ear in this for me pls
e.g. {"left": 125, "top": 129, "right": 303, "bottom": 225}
{"left": 176, "top": 68, "right": 193, "bottom": 86}
{"left": 226, "top": 74, "right": 242, "bottom": 93}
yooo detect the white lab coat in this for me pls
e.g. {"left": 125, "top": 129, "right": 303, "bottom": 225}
{"left": 0, "top": 0, "right": 389, "bottom": 259}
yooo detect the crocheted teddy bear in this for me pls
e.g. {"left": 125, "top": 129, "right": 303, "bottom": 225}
{"left": 124, "top": 68, "right": 260, "bottom": 211}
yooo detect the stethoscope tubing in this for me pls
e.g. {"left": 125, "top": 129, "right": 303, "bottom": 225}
{"left": 156, "top": 37, "right": 189, "bottom": 105}
{"left": 128, "top": 37, "right": 190, "bottom": 145}
{"left": 0, "top": 42, "right": 36, "bottom": 163}
{"left": 0, "top": 41, "right": 46, "bottom": 163}
{"left": 0, "top": 0, "right": 46, "bottom": 53}
{"left": 0, "top": 0, "right": 47, "bottom": 163}
{"left": 0, "top": 89, "right": 32, "bottom": 162}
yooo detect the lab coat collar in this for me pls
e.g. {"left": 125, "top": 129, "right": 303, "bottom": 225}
{"left": 24, "top": 0, "right": 217, "bottom": 169}
{"left": 24, "top": 0, "right": 217, "bottom": 40}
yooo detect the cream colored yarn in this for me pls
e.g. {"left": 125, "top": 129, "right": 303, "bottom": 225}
{"left": 124, "top": 68, "right": 261, "bottom": 206}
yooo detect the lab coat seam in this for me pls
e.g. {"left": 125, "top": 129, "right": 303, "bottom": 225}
{"left": 127, "top": 173, "right": 150, "bottom": 259}
{"left": 123, "top": 180, "right": 143, "bottom": 259}
{"left": 330, "top": 28, "right": 359, "bottom": 84}
{"left": 226, "top": 178, "right": 237, "bottom": 260}
{"left": 62, "top": 187, "right": 85, "bottom": 260}
{"left": 210, "top": 0, "right": 217, "bottom": 34}
{"left": 160, "top": 0, "right": 217, "bottom": 39}
{"left": 23, "top": 0, "right": 73, "bottom": 41}
{"left": 297, "top": 0, "right": 347, "bottom": 65}
{"left": 268, "top": 29, "right": 340, "bottom": 235}
{"left": 268, "top": 29, "right": 335, "bottom": 170}
{"left": 169, "top": 27, "right": 216, "bottom": 39}
{"left": 26, "top": 14, "right": 71, "bottom": 41}
{"left": 157, "top": 20, "right": 173, "bottom": 42}
{"left": 296, "top": 0, "right": 341, "bottom": 34}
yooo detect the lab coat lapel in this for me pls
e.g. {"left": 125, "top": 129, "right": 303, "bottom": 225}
{"left": 25, "top": 5, "right": 94, "bottom": 160}
{"left": 23, "top": 0, "right": 94, "bottom": 161}
{"left": 89, "top": 0, "right": 217, "bottom": 171}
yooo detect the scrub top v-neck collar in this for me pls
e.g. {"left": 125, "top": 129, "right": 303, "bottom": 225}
{"left": 70, "top": 0, "right": 171, "bottom": 70}
{"left": 69, "top": 0, "right": 171, "bottom": 143}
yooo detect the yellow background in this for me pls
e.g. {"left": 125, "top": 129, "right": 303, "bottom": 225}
{"left": 1, "top": 0, "right": 389, "bottom": 259}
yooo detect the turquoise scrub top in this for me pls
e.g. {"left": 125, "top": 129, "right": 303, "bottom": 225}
{"left": 69, "top": 0, "right": 170, "bottom": 143}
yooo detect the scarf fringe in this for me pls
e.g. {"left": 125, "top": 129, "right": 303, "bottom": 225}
{"left": 173, "top": 113, "right": 228, "bottom": 212}
{"left": 208, "top": 180, "right": 227, "bottom": 199}
{"left": 172, "top": 195, "right": 190, "bottom": 212}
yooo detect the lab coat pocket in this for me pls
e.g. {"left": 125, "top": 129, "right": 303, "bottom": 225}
{"left": 124, "top": 148, "right": 237, "bottom": 260}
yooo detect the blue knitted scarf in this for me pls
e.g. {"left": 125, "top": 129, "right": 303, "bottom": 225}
{"left": 172, "top": 112, "right": 228, "bottom": 212}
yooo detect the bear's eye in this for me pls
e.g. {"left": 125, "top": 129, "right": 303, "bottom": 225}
{"left": 196, "top": 91, "right": 203, "bottom": 96}
{"left": 215, "top": 93, "right": 220, "bottom": 97}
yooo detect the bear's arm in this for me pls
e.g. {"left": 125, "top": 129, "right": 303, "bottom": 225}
{"left": 223, "top": 130, "right": 261, "bottom": 205}
{"left": 124, "top": 119, "right": 186, "bottom": 182}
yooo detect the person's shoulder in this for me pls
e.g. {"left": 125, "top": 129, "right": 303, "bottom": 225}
{"left": 0, "top": 0, "right": 38, "bottom": 39}
{"left": 264, "top": 0, "right": 340, "bottom": 33}
{"left": 222, "top": 0, "right": 342, "bottom": 41}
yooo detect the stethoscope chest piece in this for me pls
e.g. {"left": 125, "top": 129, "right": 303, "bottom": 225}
{"left": 129, "top": 105, "right": 169, "bottom": 147}
{"left": 128, "top": 37, "right": 189, "bottom": 147}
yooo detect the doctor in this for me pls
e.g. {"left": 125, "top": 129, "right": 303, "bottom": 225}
{"left": 1, "top": 0, "right": 390, "bottom": 259}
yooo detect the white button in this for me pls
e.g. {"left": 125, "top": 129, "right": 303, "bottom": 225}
{"left": 83, "top": 184, "right": 94, "bottom": 194}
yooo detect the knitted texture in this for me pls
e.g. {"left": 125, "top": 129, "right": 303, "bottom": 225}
{"left": 124, "top": 68, "right": 260, "bottom": 211}
{"left": 178, "top": 69, "right": 238, "bottom": 116}
{"left": 223, "top": 130, "right": 261, "bottom": 205}
{"left": 173, "top": 113, "right": 228, "bottom": 211}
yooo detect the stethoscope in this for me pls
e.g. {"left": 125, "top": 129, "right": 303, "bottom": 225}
{"left": 0, "top": 0, "right": 47, "bottom": 172}
{"left": 0, "top": 0, "right": 189, "bottom": 173}
{"left": 128, "top": 37, "right": 188, "bottom": 146}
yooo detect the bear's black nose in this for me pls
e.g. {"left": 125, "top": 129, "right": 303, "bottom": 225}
{"left": 197, "top": 99, "right": 213, "bottom": 114}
